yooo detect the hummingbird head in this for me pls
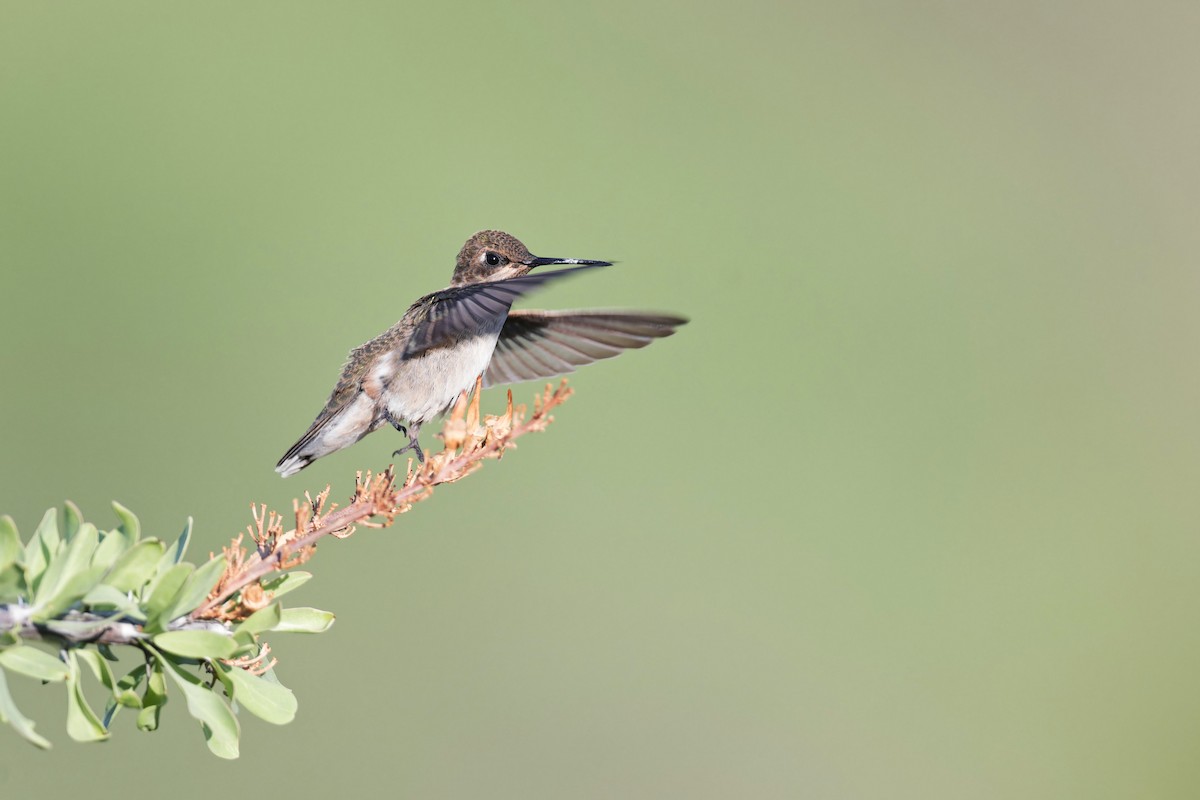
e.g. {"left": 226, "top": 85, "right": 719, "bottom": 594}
{"left": 452, "top": 230, "right": 611, "bottom": 286}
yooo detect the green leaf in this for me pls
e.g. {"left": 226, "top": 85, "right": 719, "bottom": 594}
{"left": 275, "top": 607, "right": 335, "bottom": 634}
{"left": 104, "top": 663, "right": 146, "bottom": 727}
{"left": 75, "top": 649, "right": 119, "bottom": 700}
{"left": 117, "top": 663, "right": 147, "bottom": 699}
{"left": 64, "top": 522, "right": 99, "bottom": 569}
{"left": 22, "top": 508, "right": 59, "bottom": 590}
{"left": 153, "top": 630, "right": 237, "bottom": 660}
{"left": 158, "top": 652, "right": 240, "bottom": 759}
{"left": 33, "top": 507, "right": 60, "bottom": 553}
{"left": 36, "top": 506, "right": 61, "bottom": 551}
{"left": 111, "top": 501, "right": 140, "bottom": 546}
{"left": 33, "top": 521, "right": 98, "bottom": 611}
{"left": 82, "top": 584, "right": 146, "bottom": 621}
{"left": 261, "top": 570, "right": 313, "bottom": 599}
{"left": 105, "top": 539, "right": 166, "bottom": 592}
{"left": 75, "top": 647, "right": 130, "bottom": 733}
{"left": 0, "top": 646, "right": 69, "bottom": 682}
{"left": 228, "top": 639, "right": 261, "bottom": 658}
{"left": 0, "top": 565, "right": 22, "bottom": 601}
{"left": 34, "top": 566, "right": 107, "bottom": 621}
{"left": 165, "top": 555, "right": 227, "bottom": 621}
{"left": 33, "top": 519, "right": 103, "bottom": 619}
{"left": 65, "top": 652, "right": 109, "bottom": 741}
{"left": 136, "top": 659, "right": 167, "bottom": 732}
{"left": 0, "top": 667, "right": 51, "bottom": 749}
{"left": 63, "top": 501, "right": 83, "bottom": 540}
{"left": 236, "top": 602, "right": 282, "bottom": 637}
{"left": 0, "top": 516, "right": 20, "bottom": 572}
{"left": 143, "top": 563, "right": 193, "bottom": 632}
{"left": 90, "top": 529, "right": 129, "bottom": 573}
{"left": 119, "top": 689, "right": 144, "bottom": 708}
{"left": 164, "top": 517, "right": 193, "bottom": 566}
{"left": 218, "top": 663, "right": 297, "bottom": 725}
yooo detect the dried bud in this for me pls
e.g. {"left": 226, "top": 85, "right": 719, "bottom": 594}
{"left": 239, "top": 582, "right": 270, "bottom": 611}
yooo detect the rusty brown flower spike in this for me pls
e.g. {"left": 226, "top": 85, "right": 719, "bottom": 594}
{"left": 193, "top": 378, "right": 572, "bottom": 623}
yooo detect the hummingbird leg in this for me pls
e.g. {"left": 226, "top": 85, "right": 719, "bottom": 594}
{"left": 381, "top": 411, "right": 424, "bottom": 463}
{"left": 391, "top": 422, "right": 424, "bottom": 464}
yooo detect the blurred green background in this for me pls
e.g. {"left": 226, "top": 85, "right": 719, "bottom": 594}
{"left": 2, "top": 1, "right": 1198, "bottom": 796}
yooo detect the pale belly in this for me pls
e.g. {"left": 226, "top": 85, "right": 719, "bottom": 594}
{"left": 380, "top": 333, "right": 499, "bottom": 424}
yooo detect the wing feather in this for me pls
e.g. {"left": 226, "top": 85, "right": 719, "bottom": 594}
{"left": 403, "top": 265, "right": 604, "bottom": 357}
{"left": 483, "top": 310, "right": 687, "bottom": 387}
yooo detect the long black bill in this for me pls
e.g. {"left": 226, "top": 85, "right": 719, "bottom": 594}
{"left": 527, "top": 255, "right": 612, "bottom": 269}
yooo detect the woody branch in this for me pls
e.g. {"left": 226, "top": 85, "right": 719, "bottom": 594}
{"left": 190, "top": 378, "right": 572, "bottom": 622}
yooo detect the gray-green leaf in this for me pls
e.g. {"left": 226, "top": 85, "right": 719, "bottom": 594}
{"left": 261, "top": 570, "right": 313, "bottom": 599}
{"left": 63, "top": 501, "right": 83, "bottom": 540}
{"left": 32, "top": 522, "right": 99, "bottom": 612}
{"left": 65, "top": 652, "right": 109, "bottom": 742}
{"left": 103, "top": 664, "right": 146, "bottom": 728}
{"left": 219, "top": 663, "right": 297, "bottom": 725}
{"left": 0, "top": 646, "right": 69, "bottom": 682}
{"left": 275, "top": 607, "right": 335, "bottom": 634}
{"left": 0, "top": 516, "right": 20, "bottom": 572}
{"left": 153, "top": 630, "right": 237, "bottom": 660}
{"left": 158, "top": 653, "right": 240, "bottom": 759}
{"left": 143, "top": 563, "right": 193, "bottom": 632}
{"left": 105, "top": 539, "right": 166, "bottom": 592}
{"left": 165, "top": 555, "right": 226, "bottom": 622}
{"left": 163, "top": 517, "right": 193, "bottom": 566}
{"left": 136, "top": 659, "right": 167, "bottom": 732}
{"left": 236, "top": 602, "right": 282, "bottom": 637}
{"left": 90, "top": 528, "right": 129, "bottom": 572}
{"left": 22, "top": 509, "right": 58, "bottom": 590}
{"left": 75, "top": 649, "right": 120, "bottom": 701}
{"left": 82, "top": 584, "right": 146, "bottom": 620}
{"left": 0, "top": 565, "right": 22, "bottom": 600}
{"left": 111, "top": 501, "right": 140, "bottom": 546}
{"left": 0, "top": 667, "right": 51, "bottom": 749}
{"left": 34, "top": 564, "right": 107, "bottom": 621}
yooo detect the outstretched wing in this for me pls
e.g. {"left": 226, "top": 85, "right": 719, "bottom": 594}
{"left": 483, "top": 310, "right": 687, "bottom": 387}
{"left": 403, "top": 265, "right": 605, "bottom": 358}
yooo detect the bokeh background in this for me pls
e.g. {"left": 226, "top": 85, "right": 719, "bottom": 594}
{"left": 2, "top": 2, "right": 1198, "bottom": 797}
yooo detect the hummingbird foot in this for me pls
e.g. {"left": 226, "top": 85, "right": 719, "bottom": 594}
{"left": 392, "top": 440, "right": 425, "bottom": 463}
{"left": 390, "top": 421, "right": 424, "bottom": 463}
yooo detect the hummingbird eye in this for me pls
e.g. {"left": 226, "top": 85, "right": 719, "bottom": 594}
{"left": 483, "top": 251, "right": 502, "bottom": 267}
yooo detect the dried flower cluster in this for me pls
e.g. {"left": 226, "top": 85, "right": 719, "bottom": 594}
{"left": 192, "top": 378, "right": 572, "bottom": 624}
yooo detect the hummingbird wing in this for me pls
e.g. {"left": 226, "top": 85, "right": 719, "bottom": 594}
{"left": 483, "top": 310, "right": 688, "bottom": 387}
{"left": 402, "top": 265, "right": 605, "bottom": 358}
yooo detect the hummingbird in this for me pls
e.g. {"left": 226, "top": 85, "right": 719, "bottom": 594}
{"left": 275, "top": 230, "right": 687, "bottom": 477}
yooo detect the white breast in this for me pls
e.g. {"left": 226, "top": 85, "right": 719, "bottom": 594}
{"left": 382, "top": 333, "right": 500, "bottom": 424}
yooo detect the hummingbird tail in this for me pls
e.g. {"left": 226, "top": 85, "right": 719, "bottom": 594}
{"left": 276, "top": 424, "right": 325, "bottom": 477}
{"left": 275, "top": 453, "right": 313, "bottom": 478}
{"left": 275, "top": 393, "right": 378, "bottom": 477}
